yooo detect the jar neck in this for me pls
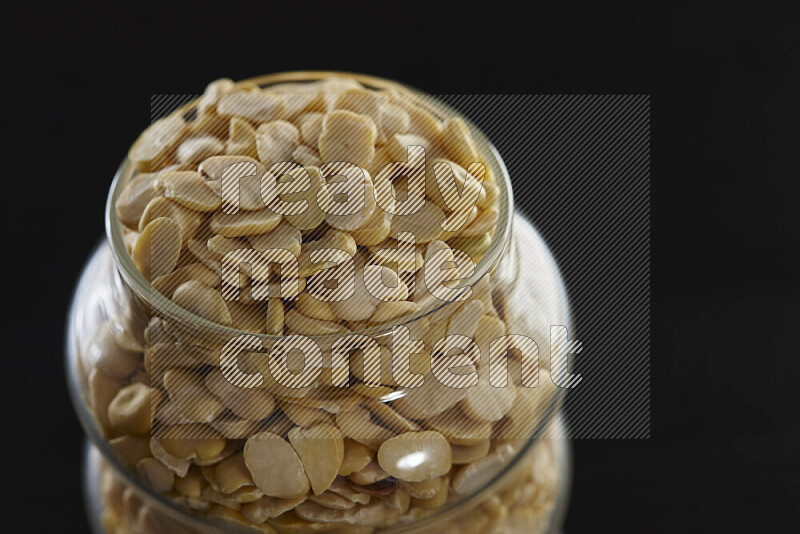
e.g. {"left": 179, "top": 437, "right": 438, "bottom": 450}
{"left": 105, "top": 72, "right": 515, "bottom": 342}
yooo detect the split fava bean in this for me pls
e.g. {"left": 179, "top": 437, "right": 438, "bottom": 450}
{"left": 158, "top": 171, "right": 221, "bottom": 212}
{"left": 139, "top": 196, "right": 202, "bottom": 246}
{"left": 288, "top": 424, "right": 344, "bottom": 495}
{"left": 319, "top": 110, "right": 377, "bottom": 168}
{"left": 108, "top": 382, "right": 155, "bottom": 435}
{"left": 243, "top": 431, "right": 311, "bottom": 498}
{"left": 133, "top": 217, "right": 182, "bottom": 281}
{"left": 377, "top": 431, "right": 452, "bottom": 482}
{"left": 172, "top": 280, "right": 232, "bottom": 326}
{"left": 117, "top": 173, "right": 161, "bottom": 228}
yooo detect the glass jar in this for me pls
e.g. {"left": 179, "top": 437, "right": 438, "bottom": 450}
{"left": 66, "top": 72, "right": 572, "bottom": 533}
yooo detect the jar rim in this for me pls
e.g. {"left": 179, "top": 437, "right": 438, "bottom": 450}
{"left": 105, "top": 71, "right": 516, "bottom": 342}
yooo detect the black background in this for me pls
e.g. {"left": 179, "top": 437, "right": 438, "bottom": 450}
{"left": 2, "top": 1, "right": 798, "bottom": 532}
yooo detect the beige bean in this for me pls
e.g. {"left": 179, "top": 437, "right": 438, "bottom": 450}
{"left": 186, "top": 237, "right": 221, "bottom": 273}
{"left": 447, "top": 232, "right": 492, "bottom": 263}
{"left": 392, "top": 372, "right": 469, "bottom": 420}
{"left": 258, "top": 412, "right": 295, "bottom": 437}
{"left": 210, "top": 416, "right": 263, "bottom": 440}
{"left": 382, "top": 486, "right": 411, "bottom": 515}
{"left": 376, "top": 103, "right": 410, "bottom": 142}
{"left": 226, "top": 300, "right": 267, "bottom": 333}
{"left": 174, "top": 467, "right": 206, "bottom": 499}
{"left": 225, "top": 117, "right": 259, "bottom": 159}
{"left": 283, "top": 166, "right": 330, "bottom": 231}
{"left": 458, "top": 208, "right": 498, "bottom": 238}
{"left": 215, "top": 453, "right": 255, "bottom": 494}
{"left": 117, "top": 173, "right": 161, "bottom": 228}
{"left": 412, "top": 476, "right": 449, "bottom": 509}
{"left": 295, "top": 293, "right": 338, "bottom": 322}
{"left": 336, "top": 406, "right": 395, "bottom": 450}
{"left": 199, "top": 154, "right": 266, "bottom": 211}
{"left": 205, "top": 367, "right": 276, "bottom": 421}
{"left": 347, "top": 461, "right": 389, "bottom": 485}
{"left": 160, "top": 424, "right": 228, "bottom": 462}
{"left": 366, "top": 400, "right": 420, "bottom": 433}
{"left": 172, "top": 280, "right": 232, "bottom": 325}
{"left": 206, "top": 234, "right": 250, "bottom": 259}
{"left": 210, "top": 208, "right": 282, "bottom": 237}
{"left": 338, "top": 438, "right": 375, "bottom": 476}
{"left": 86, "top": 324, "right": 141, "bottom": 379}
{"left": 326, "top": 477, "right": 371, "bottom": 505}
{"left": 377, "top": 431, "right": 452, "bottom": 482}
{"left": 462, "top": 378, "right": 516, "bottom": 424}
{"left": 139, "top": 196, "right": 203, "bottom": 245}
{"left": 423, "top": 407, "right": 492, "bottom": 446}
{"left": 248, "top": 220, "right": 302, "bottom": 257}
{"left": 325, "top": 252, "right": 382, "bottom": 322}
{"left": 368, "top": 241, "right": 424, "bottom": 274}
{"left": 128, "top": 114, "right": 187, "bottom": 172}
{"left": 281, "top": 401, "right": 334, "bottom": 429}
{"left": 149, "top": 437, "right": 191, "bottom": 477}
{"left": 136, "top": 457, "right": 175, "bottom": 494}
{"left": 451, "top": 443, "right": 516, "bottom": 495}
{"left": 162, "top": 369, "right": 226, "bottom": 424}
{"left": 300, "top": 229, "right": 357, "bottom": 272}
{"left": 197, "top": 78, "right": 235, "bottom": 114}
{"left": 319, "top": 110, "right": 377, "bottom": 168}
{"left": 400, "top": 475, "right": 444, "bottom": 500}
{"left": 133, "top": 217, "right": 182, "bottom": 281}
{"left": 282, "top": 388, "right": 360, "bottom": 414}
{"left": 158, "top": 170, "right": 221, "bottom": 212}
{"left": 324, "top": 171, "right": 377, "bottom": 232}
{"left": 441, "top": 117, "right": 481, "bottom": 169}
{"left": 390, "top": 202, "right": 445, "bottom": 243}
{"left": 385, "top": 133, "right": 434, "bottom": 163}
{"left": 292, "top": 144, "right": 322, "bottom": 167}
{"left": 88, "top": 368, "right": 122, "bottom": 435}
{"left": 334, "top": 88, "right": 386, "bottom": 122}
{"left": 450, "top": 440, "right": 490, "bottom": 465}
{"left": 202, "top": 487, "right": 243, "bottom": 511}
{"left": 273, "top": 83, "right": 323, "bottom": 117}
{"left": 243, "top": 431, "right": 311, "bottom": 498}
{"left": 187, "top": 108, "right": 229, "bottom": 138}
{"left": 298, "top": 112, "right": 324, "bottom": 146}
{"left": 308, "top": 491, "right": 356, "bottom": 510}
{"left": 108, "top": 382, "right": 155, "bottom": 435}
{"left": 424, "top": 159, "right": 478, "bottom": 213}
{"left": 152, "top": 262, "right": 221, "bottom": 298}
{"left": 226, "top": 486, "right": 265, "bottom": 505}
{"left": 478, "top": 179, "right": 498, "bottom": 210}
{"left": 388, "top": 94, "right": 443, "bottom": 141}
{"left": 256, "top": 120, "right": 300, "bottom": 164}
{"left": 350, "top": 199, "right": 393, "bottom": 246}
{"left": 318, "top": 77, "right": 363, "bottom": 110}
{"left": 177, "top": 135, "right": 224, "bottom": 165}
{"left": 218, "top": 91, "right": 285, "bottom": 123}
{"left": 288, "top": 424, "right": 344, "bottom": 495}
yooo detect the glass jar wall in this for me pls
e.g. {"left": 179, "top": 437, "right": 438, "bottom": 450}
{"left": 66, "top": 72, "right": 572, "bottom": 533}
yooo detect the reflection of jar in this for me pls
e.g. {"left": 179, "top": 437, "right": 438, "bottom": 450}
{"left": 66, "top": 72, "right": 572, "bottom": 533}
